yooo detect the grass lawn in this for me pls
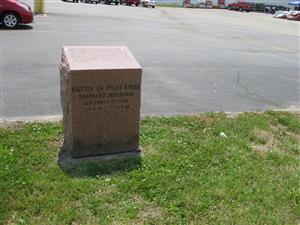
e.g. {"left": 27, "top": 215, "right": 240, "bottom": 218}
{"left": 0, "top": 111, "right": 300, "bottom": 224}
{"left": 156, "top": 3, "right": 183, "bottom": 8}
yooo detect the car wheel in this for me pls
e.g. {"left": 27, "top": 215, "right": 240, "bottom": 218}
{"left": 152, "top": 5, "right": 154, "bottom": 8}
{"left": 239, "top": 7, "right": 243, "bottom": 11}
{"left": 135, "top": 3, "right": 139, "bottom": 6}
{"left": 228, "top": 6, "right": 231, "bottom": 10}
{"left": 2, "top": 12, "right": 19, "bottom": 29}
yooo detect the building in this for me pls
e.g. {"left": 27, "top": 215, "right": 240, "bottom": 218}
{"left": 224, "top": 0, "right": 290, "bottom": 7}
{"left": 158, "top": 0, "right": 291, "bottom": 7}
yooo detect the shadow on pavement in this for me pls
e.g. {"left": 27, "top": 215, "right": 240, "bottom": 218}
{"left": 0, "top": 24, "right": 33, "bottom": 30}
{"left": 61, "top": 0, "right": 80, "bottom": 3}
{"left": 61, "top": 0, "right": 98, "bottom": 3}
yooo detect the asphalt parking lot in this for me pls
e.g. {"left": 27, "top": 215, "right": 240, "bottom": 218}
{"left": 1, "top": 1, "right": 299, "bottom": 120}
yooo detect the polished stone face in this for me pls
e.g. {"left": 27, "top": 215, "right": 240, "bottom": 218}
{"left": 60, "top": 46, "right": 142, "bottom": 158}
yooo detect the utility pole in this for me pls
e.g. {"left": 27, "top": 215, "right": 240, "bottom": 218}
{"left": 34, "top": 0, "right": 45, "bottom": 14}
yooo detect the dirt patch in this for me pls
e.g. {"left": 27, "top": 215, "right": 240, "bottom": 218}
{"left": 193, "top": 115, "right": 217, "bottom": 127}
{"left": 271, "top": 124, "right": 300, "bottom": 142}
{"left": 111, "top": 194, "right": 165, "bottom": 225}
{"left": 0, "top": 121, "right": 24, "bottom": 129}
{"left": 251, "top": 129, "right": 278, "bottom": 153}
{"left": 171, "top": 126, "right": 189, "bottom": 133}
{"left": 140, "top": 205, "right": 163, "bottom": 219}
{"left": 286, "top": 131, "right": 300, "bottom": 143}
{"left": 48, "top": 135, "right": 64, "bottom": 147}
{"left": 131, "top": 195, "right": 165, "bottom": 224}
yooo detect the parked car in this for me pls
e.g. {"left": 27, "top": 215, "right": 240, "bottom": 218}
{"left": 120, "top": 0, "right": 140, "bottom": 6}
{"left": 141, "top": 0, "right": 155, "bottom": 8}
{"left": 80, "top": 0, "right": 99, "bottom": 3}
{"left": 287, "top": 11, "right": 300, "bottom": 21}
{"left": 252, "top": 3, "right": 265, "bottom": 12}
{"left": 265, "top": 5, "right": 290, "bottom": 14}
{"left": 100, "top": 0, "right": 119, "bottom": 5}
{"left": 0, "top": 0, "right": 33, "bottom": 28}
{"left": 228, "top": 2, "right": 253, "bottom": 12}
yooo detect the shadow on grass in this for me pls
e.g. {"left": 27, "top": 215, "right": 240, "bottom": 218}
{"left": 58, "top": 146, "right": 142, "bottom": 177}
{"left": 0, "top": 24, "right": 33, "bottom": 30}
{"left": 62, "top": 157, "right": 142, "bottom": 178}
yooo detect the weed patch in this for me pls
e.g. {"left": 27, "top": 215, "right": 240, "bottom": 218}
{"left": 1, "top": 111, "right": 299, "bottom": 224}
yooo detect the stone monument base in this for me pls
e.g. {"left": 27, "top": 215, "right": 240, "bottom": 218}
{"left": 58, "top": 148, "right": 142, "bottom": 169}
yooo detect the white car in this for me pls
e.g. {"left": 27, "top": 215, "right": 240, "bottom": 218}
{"left": 141, "top": 0, "right": 156, "bottom": 8}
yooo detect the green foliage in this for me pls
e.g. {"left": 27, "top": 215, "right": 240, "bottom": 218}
{"left": 0, "top": 112, "right": 299, "bottom": 224}
{"left": 156, "top": 3, "right": 183, "bottom": 8}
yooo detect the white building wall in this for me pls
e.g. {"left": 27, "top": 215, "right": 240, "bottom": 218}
{"left": 225, "top": 0, "right": 290, "bottom": 7}
{"left": 157, "top": 0, "right": 291, "bottom": 7}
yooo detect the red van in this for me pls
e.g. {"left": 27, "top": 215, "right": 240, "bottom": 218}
{"left": 228, "top": 2, "right": 253, "bottom": 12}
{"left": 0, "top": 0, "right": 33, "bottom": 28}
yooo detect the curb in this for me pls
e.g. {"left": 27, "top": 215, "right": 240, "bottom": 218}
{"left": 1, "top": 105, "right": 299, "bottom": 124}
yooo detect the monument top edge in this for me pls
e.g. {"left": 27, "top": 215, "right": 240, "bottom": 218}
{"left": 62, "top": 46, "right": 141, "bottom": 71}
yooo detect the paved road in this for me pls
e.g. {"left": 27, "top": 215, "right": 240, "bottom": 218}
{"left": 1, "top": 1, "right": 299, "bottom": 119}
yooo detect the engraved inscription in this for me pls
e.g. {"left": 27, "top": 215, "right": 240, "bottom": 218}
{"left": 72, "top": 84, "right": 140, "bottom": 112}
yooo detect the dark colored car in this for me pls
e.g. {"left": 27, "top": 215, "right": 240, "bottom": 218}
{"left": 0, "top": 0, "right": 33, "bottom": 28}
{"left": 228, "top": 2, "right": 253, "bottom": 12}
{"left": 120, "top": 0, "right": 140, "bottom": 6}
{"left": 252, "top": 3, "right": 265, "bottom": 12}
{"left": 80, "top": 0, "right": 99, "bottom": 3}
{"left": 100, "top": 0, "right": 119, "bottom": 5}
